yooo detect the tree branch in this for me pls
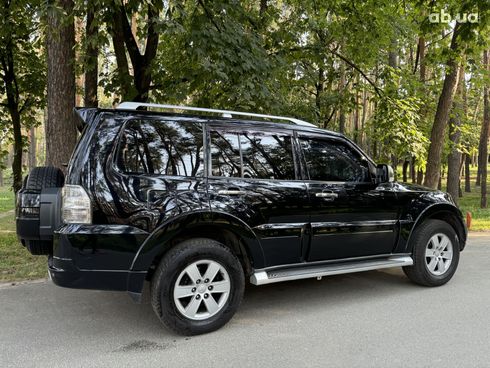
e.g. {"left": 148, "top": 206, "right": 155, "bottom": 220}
{"left": 327, "top": 48, "right": 383, "bottom": 98}
{"left": 117, "top": 2, "right": 142, "bottom": 67}
{"left": 18, "top": 97, "right": 31, "bottom": 114}
{"left": 143, "top": 3, "right": 159, "bottom": 64}
{"left": 197, "top": 0, "right": 221, "bottom": 33}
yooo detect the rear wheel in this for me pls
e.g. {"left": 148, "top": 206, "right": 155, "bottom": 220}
{"left": 151, "top": 238, "right": 245, "bottom": 335}
{"left": 403, "top": 219, "right": 460, "bottom": 287}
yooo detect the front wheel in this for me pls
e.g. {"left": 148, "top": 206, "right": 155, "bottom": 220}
{"left": 403, "top": 219, "right": 460, "bottom": 287}
{"left": 151, "top": 238, "right": 245, "bottom": 335}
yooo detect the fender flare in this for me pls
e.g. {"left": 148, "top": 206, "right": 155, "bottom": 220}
{"left": 404, "top": 202, "right": 467, "bottom": 253}
{"left": 129, "top": 210, "right": 264, "bottom": 273}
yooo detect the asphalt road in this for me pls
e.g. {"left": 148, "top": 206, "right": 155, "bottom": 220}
{"left": 1, "top": 234, "right": 489, "bottom": 368}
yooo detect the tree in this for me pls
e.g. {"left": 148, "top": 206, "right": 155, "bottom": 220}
{"left": 84, "top": 0, "right": 98, "bottom": 107}
{"left": 106, "top": 0, "right": 161, "bottom": 102}
{"left": 447, "top": 66, "right": 465, "bottom": 205}
{"left": 46, "top": 0, "right": 78, "bottom": 169}
{"left": 480, "top": 50, "right": 490, "bottom": 208}
{"left": 0, "top": 0, "right": 45, "bottom": 192}
{"left": 424, "top": 23, "right": 462, "bottom": 189}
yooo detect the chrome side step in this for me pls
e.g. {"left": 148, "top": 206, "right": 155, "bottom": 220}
{"left": 250, "top": 256, "right": 413, "bottom": 285}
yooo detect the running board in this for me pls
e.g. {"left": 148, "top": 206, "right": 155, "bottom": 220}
{"left": 250, "top": 256, "right": 413, "bottom": 285}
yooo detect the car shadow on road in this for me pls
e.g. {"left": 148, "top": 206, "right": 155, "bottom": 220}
{"left": 65, "top": 267, "right": 418, "bottom": 339}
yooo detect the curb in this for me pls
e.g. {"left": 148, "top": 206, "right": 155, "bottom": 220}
{"left": 0, "top": 278, "right": 47, "bottom": 289}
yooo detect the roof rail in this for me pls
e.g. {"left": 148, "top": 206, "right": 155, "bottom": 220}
{"left": 116, "top": 102, "right": 316, "bottom": 127}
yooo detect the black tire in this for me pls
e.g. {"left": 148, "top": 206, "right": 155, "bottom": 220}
{"left": 25, "top": 166, "right": 64, "bottom": 191}
{"left": 403, "top": 219, "right": 460, "bottom": 287}
{"left": 151, "top": 238, "right": 245, "bottom": 335}
{"left": 23, "top": 167, "right": 64, "bottom": 255}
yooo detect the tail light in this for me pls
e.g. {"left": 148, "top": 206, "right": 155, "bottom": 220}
{"left": 61, "top": 185, "right": 92, "bottom": 224}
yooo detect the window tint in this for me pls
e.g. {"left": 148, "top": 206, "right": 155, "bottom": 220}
{"left": 210, "top": 131, "right": 241, "bottom": 177}
{"left": 300, "top": 138, "right": 369, "bottom": 182}
{"left": 210, "top": 130, "right": 295, "bottom": 180}
{"left": 240, "top": 133, "right": 294, "bottom": 180}
{"left": 117, "top": 119, "right": 204, "bottom": 176}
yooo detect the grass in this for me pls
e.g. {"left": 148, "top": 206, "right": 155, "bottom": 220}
{"left": 0, "top": 186, "right": 15, "bottom": 212}
{"left": 396, "top": 164, "right": 490, "bottom": 231}
{"left": 0, "top": 189, "right": 46, "bottom": 282}
{"left": 458, "top": 186, "right": 490, "bottom": 231}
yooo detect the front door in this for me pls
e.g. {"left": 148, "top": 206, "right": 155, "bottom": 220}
{"left": 299, "top": 135, "right": 399, "bottom": 262}
{"left": 207, "top": 124, "right": 310, "bottom": 267}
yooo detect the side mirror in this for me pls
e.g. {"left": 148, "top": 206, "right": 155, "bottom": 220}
{"left": 376, "top": 164, "right": 394, "bottom": 183}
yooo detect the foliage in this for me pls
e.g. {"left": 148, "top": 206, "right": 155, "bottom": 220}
{"left": 0, "top": 0, "right": 45, "bottom": 185}
{"left": 0, "top": 0, "right": 45, "bottom": 129}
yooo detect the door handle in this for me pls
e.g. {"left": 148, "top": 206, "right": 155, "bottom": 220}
{"left": 315, "top": 192, "right": 338, "bottom": 200}
{"left": 218, "top": 189, "right": 243, "bottom": 196}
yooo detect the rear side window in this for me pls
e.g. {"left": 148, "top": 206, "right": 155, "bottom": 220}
{"left": 300, "top": 137, "right": 369, "bottom": 182}
{"left": 210, "top": 130, "right": 295, "bottom": 180}
{"left": 117, "top": 119, "right": 204, "bottom": 177}
{"left": 210, "top": 131, "right": 241, "bottom": 177}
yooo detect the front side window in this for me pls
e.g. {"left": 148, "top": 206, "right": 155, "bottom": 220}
{"left": 300, "top": 138, "right": 369, "bottom": 182}
{"left": 210, "top": 129, "right": 295, "bottom": 180}
{"left": 117, "top": 119, "right": 204, "bottom": 176}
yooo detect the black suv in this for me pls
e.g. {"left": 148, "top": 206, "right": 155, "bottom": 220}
{"left": 16, "top": 103, "right": 467, "bottom": 335}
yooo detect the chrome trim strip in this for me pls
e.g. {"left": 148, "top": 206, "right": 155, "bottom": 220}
{"left": 311, "top": 220, "right": 397, "bottom": 228}
{"left": 52, "top": 256, "right": 72, "bottom": 261}
{"left": 77, "top": 269, "right": 147, "bottom": 273}
{"left": 250, "top": 256, "right": 413, "bottom": 285}
{"left": 253, "top": 223, "right": 307, "bottom": 231}
{"left": 261, "top": 235, "right": 299, "bottom": 240}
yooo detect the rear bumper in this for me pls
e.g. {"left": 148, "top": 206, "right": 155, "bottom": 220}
{"left": 48, "top": 255, "right": 147, "bottom": 302}
{"left": 51, "top": 224, "right": 149, "bottom": 301}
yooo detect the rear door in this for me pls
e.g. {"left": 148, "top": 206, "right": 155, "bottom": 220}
{"left": 104, "top": 116, "right": 209, "bottom": 232}
{"left": 299, "top": 134, "right": 399, "bottom": 262}
{"left": 207, "top": 124, "right": 310, "bottom": 267}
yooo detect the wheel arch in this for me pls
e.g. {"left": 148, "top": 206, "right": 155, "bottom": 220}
{"left": 128, "top": 211, "right": 264, "bottom": 284}
{"left": 405, "top": 203, "right": 467, "bottom": 253}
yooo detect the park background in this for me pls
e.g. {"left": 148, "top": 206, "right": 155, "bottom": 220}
{"left": 0, "top": 0, "right": 489, "bottom": 281}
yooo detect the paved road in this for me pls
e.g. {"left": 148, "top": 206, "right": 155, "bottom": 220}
{"left": 1, "top": 234, "right": 489, "bottom": 368}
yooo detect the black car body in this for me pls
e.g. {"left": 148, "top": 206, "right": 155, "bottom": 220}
{"left": 16, "top": 104, "right": 467, "bottom": 335}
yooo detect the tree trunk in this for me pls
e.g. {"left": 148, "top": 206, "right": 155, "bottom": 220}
{"left": 28, "top": 127, "right": 36, "bottom": 170}
{"left": 360, "top": 87, "right": 368, "bottom": 150}
{"left": 315, "top": 68, "right": 324, "bottom": 127}
{"left": 418, "top": 36, "right": 426, "bottom": 83}
{"left": 480, "top": 50, "right": 490, "bottom": 208}
{"left": 46, "top": 0, "right": 78, "bottom": 170}
{"left": 416, "top": 169, "right": 423, "bottom": 185}
{"left": 1, "top": 40, "right": 23, "bottom": 192}
{"left": 447, "top": 66, "right": 464, "bottom": 205}
{"left": 464, "top": 153, "right": 471, "bottom": 192}
{"left": 353, "top": 77, "right": 360, "bottom": 144}
{"left": 84, "top": 0, "right": 98, "bottom": 107}
{"left": 402, "top": 160, "right": 409, "bottom": 182}
{"left": 338, "top": 61, "right": 346, "bottom": 134}
{"left": 110, "top": 7, "right": 131, "bottom": 101}
{"left": 458, "top": 156, "right": 464, "bottom": 197}
{"left": 411, "top": 157, "right": 416, "bottom": 183}
{"left": 11, "top": 109, "right": 23, "bottom": 192}
{"left": 424, "top": 24, "right": 461, "bottom": 189}
{"left": 472, "top": 94, "right": 483, "bottom": 186}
